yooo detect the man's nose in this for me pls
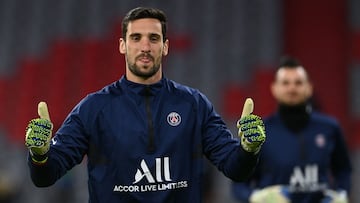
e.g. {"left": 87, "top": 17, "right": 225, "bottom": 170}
{"left": 141, "top": 39, "right": 151, "bottom": 52}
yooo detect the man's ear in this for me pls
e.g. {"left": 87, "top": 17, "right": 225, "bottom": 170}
{"left": 162, "top": 39, "right": 169, "bottom": 56}
{"left": 119, "top": 38, "right": 126, "bottom": 54}
{"left": 307, "top": 82, "right": 313, "bottom": 98}
{"left": 270, "top": 82, "right": 277, "bottom": 98}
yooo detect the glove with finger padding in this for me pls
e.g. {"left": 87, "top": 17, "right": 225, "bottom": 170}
{"left": 25, "top": 118, "right": 53, "bottom": 156}
{"left": 237, "top": 114, "right": 266, "bottom": 154}
{"left": 322, "top": 189, "right": 348, "bottom": 203}
{"left": 25, "top": 102, "right": 53, "bottom": 163}
{"left": 249, "top": 185, "right": 290, "bottom": 203}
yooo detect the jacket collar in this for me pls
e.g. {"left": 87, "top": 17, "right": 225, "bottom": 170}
{"left": 120, "top": 75, "right": 164, "bottom": 96}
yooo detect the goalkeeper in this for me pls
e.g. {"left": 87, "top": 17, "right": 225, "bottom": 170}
{"left": 25, "top": 7, "right": 266, "bottom": 203}
{"left": 231, "top": 56, "right": 352, "bottom": 203}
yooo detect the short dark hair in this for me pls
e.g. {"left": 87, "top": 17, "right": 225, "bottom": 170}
{"left": 121, "top": 7, "right": 168, "bottom": 42}
{"left": 277, "top": 55, "right": 310, "bottom": 81}
{"left": 279, "top": 55, "right": 302, "bottom": 68}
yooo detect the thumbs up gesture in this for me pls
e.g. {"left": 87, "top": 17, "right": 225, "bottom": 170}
{"left": 237, "top": 98, "right": 266, "bottom": 154}
{"left": 25, "top": 102, "right": 53, "bottom": 157}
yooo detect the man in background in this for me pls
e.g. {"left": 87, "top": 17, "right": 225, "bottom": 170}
{"left": 232, "top": 56, "right": 352, "bottom": 203}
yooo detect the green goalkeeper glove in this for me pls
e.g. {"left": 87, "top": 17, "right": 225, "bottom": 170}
{"left": 237, "top": 98, "right": 266, "bottom": 154}
{"left": 25, "top": 102, "right": 53, "bottom": 163}
{"left": 249, "top": 185, "right": 290, "bottom": 203}
{"left": 322, "top": 189, "right": 348, "bottom": 203}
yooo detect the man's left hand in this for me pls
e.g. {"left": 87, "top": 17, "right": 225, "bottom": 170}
{"left": 237, "top": 114, "right": 266, "bottom": 154}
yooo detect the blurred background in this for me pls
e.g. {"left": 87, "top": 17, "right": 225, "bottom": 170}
{"left": 0, "top": 0, "right": 359, "bottom": 202}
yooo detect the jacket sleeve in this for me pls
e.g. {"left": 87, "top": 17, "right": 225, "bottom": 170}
{"left": 231, "top": 151, "right": 263, "bottom": 203}
{"left": 198, "top": 93, "right": 259, "bottom": 182}
{"left": 28, "top": 101, "right": 90, "bottom": 187}
{"left": 232, "top": 181, "right": 254, "bottom": 203}
{"left": 330, "top": 123, "right": 352, "bottom": 192}
{"left": 27, "top": 152, "right": 68, "bottom": 187}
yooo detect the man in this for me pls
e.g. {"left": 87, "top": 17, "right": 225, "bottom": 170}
{"left": 25, "top": 7, "right": 266, "bottom": 202}
{"left": 232, "top": 57, "right": 352, "bottom": 203}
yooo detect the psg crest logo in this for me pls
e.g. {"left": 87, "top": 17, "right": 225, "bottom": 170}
{"left": 315, "top": 134, "right": 326, "bottom": 148}
{"left": 167, "top": 112, "right": 181, "bottom": 126}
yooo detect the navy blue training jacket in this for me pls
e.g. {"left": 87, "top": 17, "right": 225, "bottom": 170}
{"left": 28, "top": 76, "right": 259, "bottom": 203}
{"left": 232, "top": 112, "right": 352, "bottom": 203}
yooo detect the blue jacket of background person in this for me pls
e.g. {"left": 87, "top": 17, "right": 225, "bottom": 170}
{"left": 232, "top": 111, "right": 352, "bottom": 203}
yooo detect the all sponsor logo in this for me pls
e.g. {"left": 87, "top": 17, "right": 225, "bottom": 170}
{"left": 133, "top": 157, "right": 172, "bottom": 184}
{"left": 289, "top": 164, "right": 327, "bottom": 192}
{"left": 113, "top": 157, "right": 188, "bottom": 193}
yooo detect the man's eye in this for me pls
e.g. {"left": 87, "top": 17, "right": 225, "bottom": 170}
{"left": 295, "top": 80, "right": 304, "bottom": 86}
{"left": 130, "top": 36, "right": 140, "bottom": 41}
{"left": 150, "top": 36, "right": 160, "bottom": 42}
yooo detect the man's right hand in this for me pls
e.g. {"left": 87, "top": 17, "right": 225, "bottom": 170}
{"left": 25, "top": 102, "right": 53, "bottom": 159}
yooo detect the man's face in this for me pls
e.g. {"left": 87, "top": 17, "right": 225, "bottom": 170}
{"left": 119, "top": 18, "right": 169, "bottom": 82}
{"left": 271, "top": 67, "right": 313, "bottom": 106}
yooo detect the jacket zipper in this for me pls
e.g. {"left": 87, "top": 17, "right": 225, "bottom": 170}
{"left": 144, "top": 87, "right": 155, "bottom": 153}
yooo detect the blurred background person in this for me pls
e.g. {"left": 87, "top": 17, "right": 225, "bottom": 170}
{"left": 231, "top": 56, "right": 352, "bottom": 203}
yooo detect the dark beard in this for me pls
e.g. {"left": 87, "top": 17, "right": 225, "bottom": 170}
{"left": 127, "top": 54, "right": 160, "bottom": 79}
{"left": 278, "top": 102, "right": 311, "bottom": 133}
{"left": 128, "top": 63, "right": 160, "bottom": 79}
